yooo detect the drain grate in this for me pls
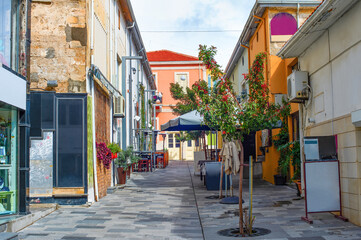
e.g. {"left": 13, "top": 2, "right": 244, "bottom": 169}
{"left": 218, "top": 227, "right": 271, "bottom": 237}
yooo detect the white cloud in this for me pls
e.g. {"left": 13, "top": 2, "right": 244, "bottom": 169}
{"left": 131, "top": 0, "right": 254, "bottom": 69}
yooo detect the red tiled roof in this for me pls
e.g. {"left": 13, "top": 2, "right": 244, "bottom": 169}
{"left": 147, "top": 50, "right": 199, "bottom": 62}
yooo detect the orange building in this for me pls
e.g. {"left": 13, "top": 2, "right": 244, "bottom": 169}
{"left": 226, "top": 0, "right": 320, "bottom": 184}
{"left": 147, "top": 50, "right": 207, "bottom": 160}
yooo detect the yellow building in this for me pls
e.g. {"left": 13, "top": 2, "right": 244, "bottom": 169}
{"left": 225, "top": 0, "right": 320, "bottom": 183}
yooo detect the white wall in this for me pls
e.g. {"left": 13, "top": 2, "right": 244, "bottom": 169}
{"left": 299, "top": 1, "right": 361, "bottom": 129}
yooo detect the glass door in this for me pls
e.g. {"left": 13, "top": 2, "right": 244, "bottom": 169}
{"left": 0, "top": 104, "right": 18, "bottom": 214}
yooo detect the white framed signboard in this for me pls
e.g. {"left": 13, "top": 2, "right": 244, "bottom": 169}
{"left": 304, "top": 161, "right": 340, "bottom": 212}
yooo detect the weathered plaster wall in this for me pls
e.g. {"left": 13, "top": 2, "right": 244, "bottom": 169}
{"left": 30, "top": 0, "right": 87, "bottom": 93}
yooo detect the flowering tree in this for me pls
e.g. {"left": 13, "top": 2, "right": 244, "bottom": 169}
{"left": 194, "top": 45, "right": 288, "bottom": 235}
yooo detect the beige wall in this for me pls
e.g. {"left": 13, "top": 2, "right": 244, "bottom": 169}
{"left": 299, "top": 1, "right": 361, "bottom": 226}
{"left": 229, "top": 48, "right": 248, "bottom": 96}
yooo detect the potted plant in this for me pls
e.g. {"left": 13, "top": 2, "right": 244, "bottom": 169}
{"left": 107, "top": 143, "right": 121, "bottom": 159}
{"left": 273, "top": 128, "right": 290, "bottom": 185}
{"left": 114, "top": 146, "right": 140, "bottom": 184}
{"left": 114, "top": 150, "right": 128, "bottom": 185}
{"left": 128, "top": 153, "right": 141, "bottom": 177}
{"left": 96, "top": 142, "right": 112, "bottom": 169}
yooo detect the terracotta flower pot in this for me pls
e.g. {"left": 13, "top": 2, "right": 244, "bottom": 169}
{"left": 111, "top": 153, "right": 118, "bottom": 159}
{"left": 127, "top": 167, "right": 131, "bottom": 178}
{"left": 117, "top": 167, "right": 126, "bottom": 185}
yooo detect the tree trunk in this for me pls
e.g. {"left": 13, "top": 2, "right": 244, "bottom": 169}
{"left": 239, "top": 140, "right": 244, "bottom": 236}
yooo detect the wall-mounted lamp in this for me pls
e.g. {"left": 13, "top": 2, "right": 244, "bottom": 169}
{"left": 132, "top": 67, "right": 136, "bottom": 75}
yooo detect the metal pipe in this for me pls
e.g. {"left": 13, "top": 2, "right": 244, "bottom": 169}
{"left": 137, "top": 63, "right": 140, "bottom": 150}
{"left": 90, "top": 0, "right": 98, "bottom": 202}
{"left": 297, "top": 3, "right": 300, "bottom": 28}
{"left": 249, "top": 155, "right": 253, "bottom": 234}
{"left": 299, "top": 103, "right": 305, "bottom": 195}
{"left": 128, "top": 26, "right": 133, "bottom": 147}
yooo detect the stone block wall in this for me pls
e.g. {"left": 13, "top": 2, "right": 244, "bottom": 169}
{"left": 305, "top": 114, "right": 361, "bottom": 226}
{"left": 30, "top": 0, "right": 87, "bottom": 93}
{"left": 94, "top": 84, "right": 111, "bottom": 199}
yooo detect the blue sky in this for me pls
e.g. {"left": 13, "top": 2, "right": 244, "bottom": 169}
{"left": 131, "top": 0, "right": 254, "bottom": 69}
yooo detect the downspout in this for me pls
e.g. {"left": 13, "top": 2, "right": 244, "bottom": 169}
{"left": 127, "top": 23, "right": 135, "bottom": 147}
{"left": 253, "top": 14, "right": 270, "bottom": 87}
{"left": 241, "top": 44, "right": 250, "bottom": 73}
{"left": 297, "top": 3, "right": 300, "bottom": 28}
{"left": 90, "top": 0, "right": 99, "bottom": 201}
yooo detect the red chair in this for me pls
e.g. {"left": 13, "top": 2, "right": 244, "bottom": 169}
{"left": 137, "top": 159, "right": 150, "bottom": 172}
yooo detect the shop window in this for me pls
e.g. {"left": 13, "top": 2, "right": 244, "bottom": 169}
{"left": 0, "top": 0, "right": 19, "bottom": 70}
{"left": 271, "top": 13, "right": 297, "bottom": 36}
{"left": 175, "top": 134, "right": 180, "bottom": 148}
{"left": 168, "top": 134, "right": 174, "bottom": 148}
{"left": 0, "top": 105, "right": 18, "bottom": 214}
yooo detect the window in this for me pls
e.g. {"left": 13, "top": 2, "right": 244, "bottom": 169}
{"left": 256, "top": 32, "right": 259, "bottom": 42}
{"left": 0, "top": 0, "right": 19, "bottom": 70}
{"left": 0, "top": 104, "right": 18, "bottom": 214}
{"left": 175, "top": 134, "right": 180, "bottom": 148}
{"left": 168, "top": 134, "right": 174, "bottom": 148}
{"left": 271, "top": 13, "right": 297, "bottom": 36}
{"left": 187, "top": 140, "right": 192, "bottom": 147}
{"left": 175, "top": 73, "right": 188, "bottom": 92}
{"left": 242, "top": 56, "right": 244, "bottom": 66}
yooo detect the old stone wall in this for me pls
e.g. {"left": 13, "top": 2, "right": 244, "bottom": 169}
{"left": 94, "top": 84, "right": 111, "bottom": 199}
{"left": 30, "top": 0, "right": 87, "bottom": 93}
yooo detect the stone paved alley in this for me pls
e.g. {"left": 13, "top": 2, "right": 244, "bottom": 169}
{"left": 19, "top": 161, "right": 361, "bottom": 240}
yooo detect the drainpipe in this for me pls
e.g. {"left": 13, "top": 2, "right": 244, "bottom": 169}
{"left": 241, "top": 44, "right": 250, "bottom": 73}
{"left": 90, "top": 0, "right": 99, "bottom": 201}
{"left": 253, "top": 15, "right": 269, "bottom": 86}
{"left": 299, "top": 104, "right": 305, "bottom": 196}
{"left": 127, "top": 23, "right": 135, "bottom": 147}
{"left": 297, "top": 3, "right": 300, "bottom": 28}
{"left": 136, "top": 63, "right": 140, "bottom": 150}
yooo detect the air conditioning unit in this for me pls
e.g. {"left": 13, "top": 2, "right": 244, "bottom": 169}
{"left": 113, "top": 95, "right": 125, "bottom": 118}
{"left": 287, "top": 71, "right": 309, "bottom": 103}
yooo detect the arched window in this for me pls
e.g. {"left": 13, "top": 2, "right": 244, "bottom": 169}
{"left": 271, "top": 13, "right": 297, "bottom": 36}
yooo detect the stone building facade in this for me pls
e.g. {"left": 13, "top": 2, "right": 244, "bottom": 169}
{"left": 28, "top": 0, "right": 155, "bottom": 203}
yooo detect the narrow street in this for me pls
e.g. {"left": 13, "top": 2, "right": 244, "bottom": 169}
{"left": 19, "top": 161, "right": 361, "bottom": 240}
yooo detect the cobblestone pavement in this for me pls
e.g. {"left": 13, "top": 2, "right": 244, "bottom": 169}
{"left": 19, "top": 161, "right": 361, "bottom": 240}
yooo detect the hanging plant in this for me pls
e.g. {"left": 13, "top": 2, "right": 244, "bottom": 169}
{"left": 96, "top": 142, "right": 112, "bottom": 169}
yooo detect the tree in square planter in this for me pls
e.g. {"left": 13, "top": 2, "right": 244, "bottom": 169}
{"left": 193, "top": 46, "right": 285, "bottom": 236}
